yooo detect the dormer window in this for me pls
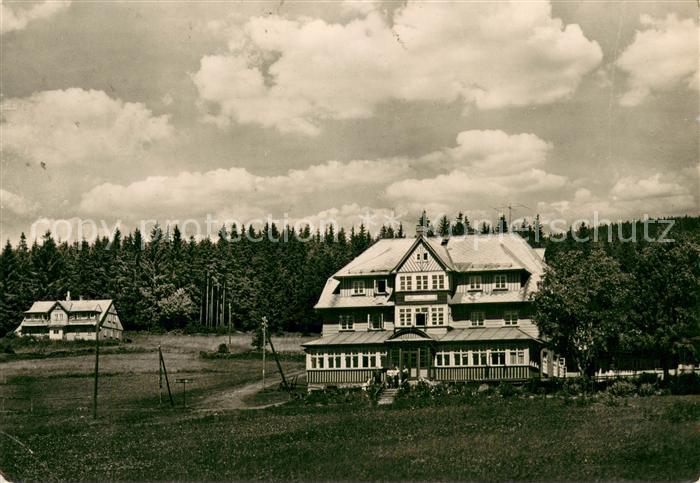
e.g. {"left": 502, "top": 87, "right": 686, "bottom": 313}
{"left": 504, "top": 311, "right": 518, "bottom": 326}
{"left": 375, "top": 279, "right": 387, "bottom": 294}
{"left": 368, "top": 313, "right": 384, "bottom": 330}
{"left": 352, "top": 280, "right": 365, "bottom": 295}
{"left": 470, "top": 311, "right": 485, "bottom": 327}
{"left": 494, "top": 274, "right": 507, "bottom": 290}
{"left": 468, "top": 275, "right": 482, "bottom": 291}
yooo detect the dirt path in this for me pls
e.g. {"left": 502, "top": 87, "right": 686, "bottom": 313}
{"left": 197, "top": 370, "right": 304, "bottom": 411}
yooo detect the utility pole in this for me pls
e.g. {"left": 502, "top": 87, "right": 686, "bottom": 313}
{"left": 228, "top": 302, "right": 232, "bottom": 347}
{"left": 261, "top": 316, "right": 268, "bottom": 389}
{"left": 93, "top": 327, "right": 100, "bottom": 419}
{"left": 204, "top": 272, "right": 209, "bottom": 326}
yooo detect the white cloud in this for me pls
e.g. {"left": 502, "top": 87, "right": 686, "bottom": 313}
{"left": 78, "top": 159, "right": 411, "bottom": 219}
{"left": 0, "top": 189, "right": 37, "bottom": 216}
{"left": 611, "top": 173, "right": 688, "bottom": 201}
{"left": 617, "top": 14, "right": 699, "bottom": 106}
{"left": 1, "top": 88, "right": 173, "bottom": 166}
{"left": 538, "top": 173, "right": 698, "bottom": 225}
{"left": 193, "top": 1, "right": 602, "bottom": 134}
{"left": 385, "top": 129, "right": 566, "bottom": 211}
{"left": 0, "top": 0, "right": 71, "bottom": 34}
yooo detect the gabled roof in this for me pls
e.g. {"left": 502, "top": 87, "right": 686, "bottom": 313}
{"left": 331, "top": 235, "right": 545, "bottom": 278}
{"left": 333, "top": 238, "right": 416, "bottom": 276}
{"left": 57, "top": 299, "right": 112, "bottom": 314}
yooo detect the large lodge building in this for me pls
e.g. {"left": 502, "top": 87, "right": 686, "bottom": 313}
{"left": 304, "top": 229, "right": 564, "bottom": 388}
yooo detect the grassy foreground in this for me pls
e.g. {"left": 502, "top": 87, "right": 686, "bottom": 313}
{"left": 2, "top": 395, "right": 699, "bottom": 480}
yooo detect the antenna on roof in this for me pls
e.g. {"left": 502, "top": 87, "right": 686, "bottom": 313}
{"left": 492, "top": 203, "right": 531, "bottom": 229}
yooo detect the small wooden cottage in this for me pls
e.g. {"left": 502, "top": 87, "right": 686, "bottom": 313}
{"left": 15, "top": 293, "right": 123, "bottom": 341}
{"left": 304, "top": 232, "right": 564, "bottom": 388}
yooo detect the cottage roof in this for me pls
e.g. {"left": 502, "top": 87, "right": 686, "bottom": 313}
{"left": 57, "top": 299, "right": 112, "bottom": 314}
{"left": 25, "top": 301, "right": 58, "bottom": 313}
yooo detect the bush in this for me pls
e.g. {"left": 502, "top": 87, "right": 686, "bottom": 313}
{"left": 217, "top": 343, "right": 229, "bottom": 354}
{"left": 668, "top": 372, "right": 700, "bottom": 395}
{"left": 608, "top": 380, "right": 636, "bottom": 397}
{"left": 636, "top": 372, "right": 659, "bottom": 386}
{"left": 638, "top": 383, "right": 656, "bottom": 397}
{"left": 497, "top": 382, "right": 517, "bottom": 398}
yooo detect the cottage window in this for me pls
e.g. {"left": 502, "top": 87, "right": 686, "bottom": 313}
{"left": 490, "top": 350, "right": 506, "bottom": 366}
{"left": 461, "top": 352, "right": 470, "bottom": 366}
{"left": 430, "top": 307, "right": 445, "bottom": 326}
{"left": 423, "top": 252, "right": 428, "bottom": 261}
{"left": 494, "top": 274, "right": 507, "bottom": 290}
{"left": 368, "top": 313, "right": 384, "bottom": 330}
{"left": 470, "top": 311, "right": 485, "bottom": 327}
{"left": 504, "top": 311, "right": 518, "bottom": 326}
{"left": 432, "top": 274, "right": 445, "bottom": 290}
{"left": 317, "top": 355, "right": 324, "bottom": 369}
{"left": 415, "top": 252, "right": 421, "bottom": 261}
{"left": 352, "top": 280, "right": 365, "bottom": 295}
{"left": 416, "top": 275, "right": 428, "bottom": 290}
{"left": 399, "top": 275, "right": 412, "bottom": 291}
{"left": 469, "top": 275, "right": 482, "bottom": 291}
{"left": 509, "top": 350, "right": 525, "bottom": 365}
{"left": 339, "top": 315, "right": 354, "bottom": 331}
{"left": 452, "top": 351, "right": 462, "bottom": 366}
{"left": 398, "top": 308, "right": 411, "bottom": 326}
{"left": 375, "top": 279, "right": 387, "bottom": 294}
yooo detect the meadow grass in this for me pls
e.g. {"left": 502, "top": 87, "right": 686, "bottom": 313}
{"left": 1, "top": 334, "right": 699, "bottom": 481}
{"left": 2, "top": 394, "right": 698, "bottom": 481}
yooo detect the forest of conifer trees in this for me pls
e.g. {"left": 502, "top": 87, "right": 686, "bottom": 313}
{"left": 1, "top": 214, "right": 699, "bottom": 339}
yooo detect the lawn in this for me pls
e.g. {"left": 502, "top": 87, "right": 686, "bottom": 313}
{"left": 1, "top": 333, "right": 699, "bottom": 481}
{"left": 1, "top": 395, "right": 699, "bottom": 480}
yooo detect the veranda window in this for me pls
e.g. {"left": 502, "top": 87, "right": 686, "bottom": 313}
{"left": 509, "top": 350, "right": 525, "bottom": 365}
{"left": 472, "top": 350, "right": 487, "bottom": 366}
{"left": 490, "top": 350, "right": 506, "bottom": 366}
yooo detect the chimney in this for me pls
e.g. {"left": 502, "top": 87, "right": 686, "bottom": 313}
{"left": 415, "top": 224, "right": 427, "bottom": 238}
{"left": 66, "top": 291, "right": 71, "bottom": 301}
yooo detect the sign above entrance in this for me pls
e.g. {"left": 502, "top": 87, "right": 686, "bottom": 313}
{"left": 404, "top": 294, "right": 438, "bottom": 302}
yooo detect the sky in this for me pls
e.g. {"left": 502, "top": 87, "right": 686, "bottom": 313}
{"left": 0, "top": 0, "right": 698, "bottom": 243}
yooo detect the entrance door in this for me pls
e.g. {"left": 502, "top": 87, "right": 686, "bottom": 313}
{"left": 401, "top": 350, "right": 419, "bottom": 379}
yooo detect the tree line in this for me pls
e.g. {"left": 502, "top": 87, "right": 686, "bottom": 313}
{"left": 1, "top": 212, "right": 699, "bottom": 372}
{"left": 534, "top": 217, "right": 700, "bottom": 377}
